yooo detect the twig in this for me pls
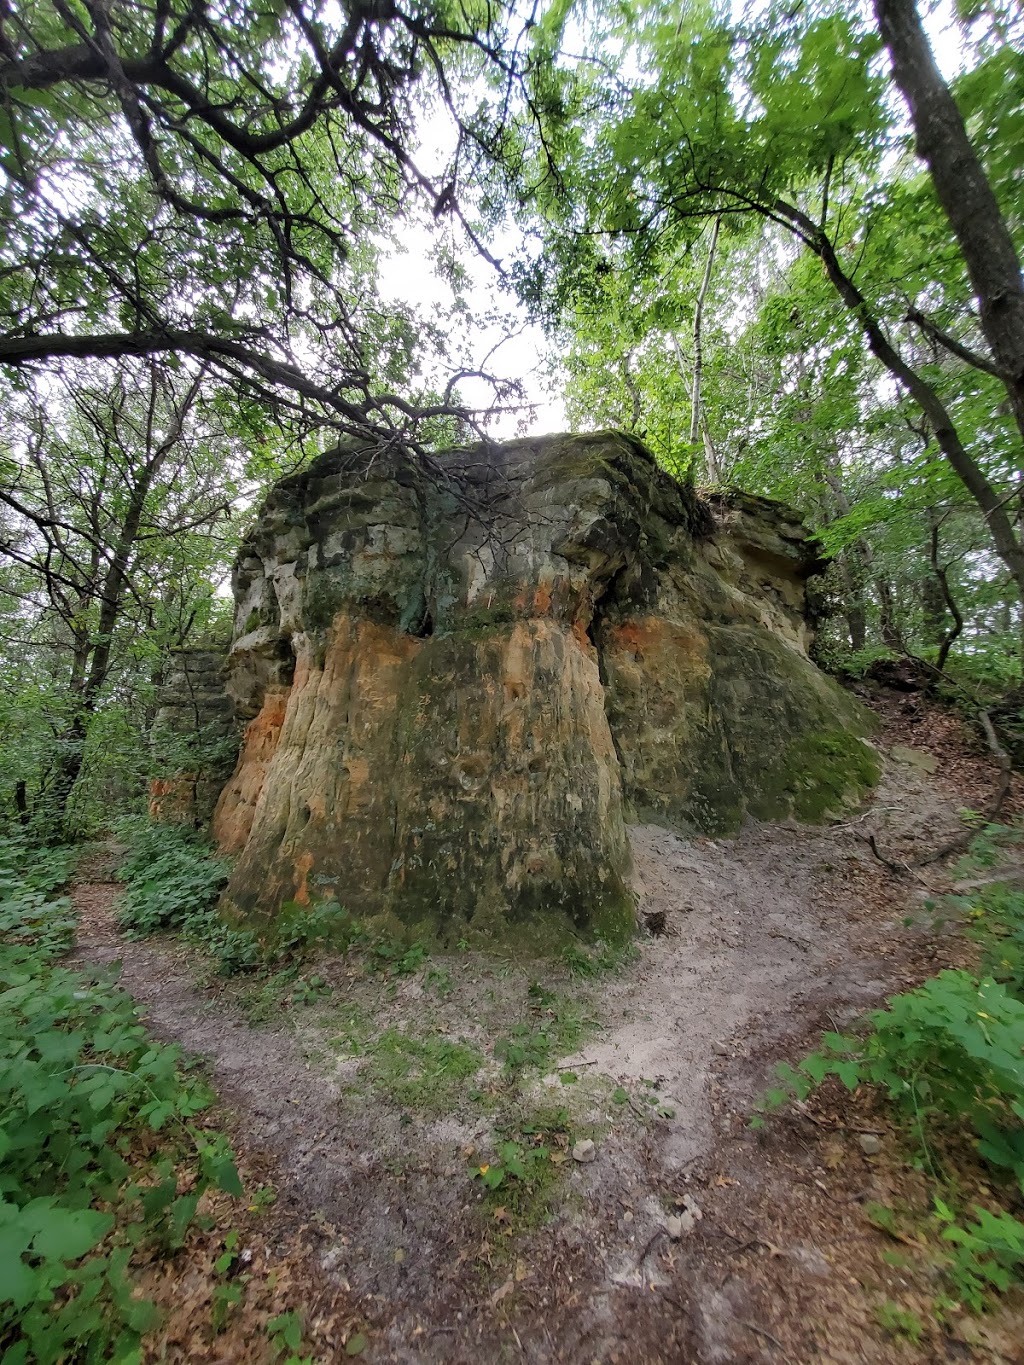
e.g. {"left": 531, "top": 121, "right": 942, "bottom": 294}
{"left": 739, "top": 1320, "right": 785, "bottom": 1350}
{"left": 638, "top": 1228, "right": 666, "bottom": 1266}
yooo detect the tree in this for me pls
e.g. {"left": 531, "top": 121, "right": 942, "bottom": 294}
{"left": 873, "top": 0, "right": 1024, "bottom": 442}
{"left": 514, "top": 0, "right": 1024, "bottom": 623}
{"left": 0, "top": 359, "right": 240, "bottom": 831}
{"left": 0, "top": 0, "right": 532, "bottom": 447}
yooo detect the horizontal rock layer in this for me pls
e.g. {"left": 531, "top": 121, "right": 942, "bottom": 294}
{"left": 210, "top": 432, "right": 876, "bottom": 945}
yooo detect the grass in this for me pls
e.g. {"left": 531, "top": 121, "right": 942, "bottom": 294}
{"left": 360, "top": 1027, "right": 485, "bottom": 1112}
{"left": 469, "top": 1103, "right": 581, "bottom": 1239}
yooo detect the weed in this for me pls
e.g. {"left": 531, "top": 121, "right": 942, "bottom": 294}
{"left": 424, "top": 965, "right": 452, "bottom": 998}
{"left": 494, "top": 985, "right": 593, "bottom": 1074}
{"left": 247, "top": 1184, "right": 277, "bottom": 1215}
{"left": 874, "top": 1299, "right": 924, "bottom": 1344}
{"left": 268, "top": 1308, "right": 313, "bottom": 1363}
{"left": 361, "top": 1028, "right": 483, "bottom": 1112}
{"left": 0, "top": 838, "right": 244, "bottom": 1361}
{"left": 934, "top": 1199, "right": 1024, "bottom": 1311}
{"left": 367, "top": 939, "right": 428, "bottom": 977}
{"left": 561, "top": 937, "right": 635, "bottom": 978}
{"left": 753, "top": 820, "right": 1024, "bottom": 1313}
{"left": 469, "top": 1107, "right": 575, "bottom": 1233}
{"left": 757, "top": 972, "right": 1024, "bottom": 1192}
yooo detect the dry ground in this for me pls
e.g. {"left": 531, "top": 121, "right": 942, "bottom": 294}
{"left": 69, "top": 690, "right": 1024, "bottom": 1363}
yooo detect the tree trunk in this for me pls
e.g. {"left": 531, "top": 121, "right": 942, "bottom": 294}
{"left": 875, "top": 575, "right": 904, "bottom": 651}
{"left": 926, "top": 518, "right": 964, "bottom": 670}
{"left": 690, "top": 216, "right": 721, "bottom": 458}
{"left": 873, "top": 0, "right": 1024, "bottom": 442}
{"left": 773, "top": 196, "right": 1024, "bottom": 605}
{"left": 821, "top": 454, "right": 870, "bottom": 651}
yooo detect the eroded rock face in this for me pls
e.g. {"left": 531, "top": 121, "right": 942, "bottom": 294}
{"left": 211, "top": 433, "right": 876, "bottom": 945}
{"left": 149, "top": 646, "right": 236, "bottom": 826}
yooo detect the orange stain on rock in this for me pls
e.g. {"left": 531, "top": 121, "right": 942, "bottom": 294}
{"left": 292, "top": 850, "right": 314, "bottom": 906}
{"left": 212, "top": 686, "right": 291, "bottom": 853}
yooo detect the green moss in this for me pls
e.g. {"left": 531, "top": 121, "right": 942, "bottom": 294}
{"left": 751, "top": 729, "right": 881, "bottom": 823}
{"left": 449, "top": 601, "right": 518, "bottom": 634}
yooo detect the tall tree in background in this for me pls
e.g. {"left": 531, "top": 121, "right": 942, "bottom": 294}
{"left": 0, "top": 359, "right": 240, "bottom": 831}
{"left": 874, "top": 0, "right": 1024, "bottom": 441}
{"left": 512, "top": 0, "right": 1024, "bottom": 650}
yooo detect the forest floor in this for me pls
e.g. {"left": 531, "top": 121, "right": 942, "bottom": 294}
{"left": 69, "top": 686, "right": 1024, "bottom": 1364}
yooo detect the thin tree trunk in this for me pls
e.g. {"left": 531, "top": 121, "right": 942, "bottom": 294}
{"left": 821, "top": 456, "right": 869, "bottom": 650}
{"left": 874, "top": 0, "right": 1024, "bottom": 442}
{"left": 875, "top": 575, "right": 904, "bottom": 651}
{"left": 49, "top": 368, "right": 203, "bottom": 830}
{"left": 690, "top": 216, "right": 721, "bottom": 448}
{"left": 927, "top": 518, "right": 964, "bottom": 670}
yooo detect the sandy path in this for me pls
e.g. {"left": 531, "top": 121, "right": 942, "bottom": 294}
{"left": 68, "top": 748, "right": 974, "bottom": 1363}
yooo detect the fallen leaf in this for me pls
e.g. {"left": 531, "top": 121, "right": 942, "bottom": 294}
{"left": 490, "top": 1277, "right": 514, "bottom": 1306}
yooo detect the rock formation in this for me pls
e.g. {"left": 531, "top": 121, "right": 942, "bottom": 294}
{"left": 208, "top": 432, "right": 877, "bottom": 946}
{"left": 149, "top": 645, "right": 236, "bottom": 826}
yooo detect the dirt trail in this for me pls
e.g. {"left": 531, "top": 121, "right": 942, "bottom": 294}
{"left": 69, "top": 723, "right": 1015, "bottom": 1364}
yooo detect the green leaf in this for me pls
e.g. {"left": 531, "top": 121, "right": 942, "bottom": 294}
{"left": 28, "top": 1206, "right": 114, "bottom": 1261}
{"left": 210, "top": 1157, "right": 244, "bottom": 1198}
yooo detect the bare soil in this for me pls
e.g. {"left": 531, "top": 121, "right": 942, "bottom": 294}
{"left": 69, "top": 691, "right": 1024, "bottom": 1363}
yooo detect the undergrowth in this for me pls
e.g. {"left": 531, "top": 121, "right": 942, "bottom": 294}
{"left": 113, "top": 816, "right": 364, "bottom": 981}
{"left": 0, "top": 835, "right": 245, "bottom": 1363}
{"left": 755, "top": 820, "right": 1024, "bottom": 1318}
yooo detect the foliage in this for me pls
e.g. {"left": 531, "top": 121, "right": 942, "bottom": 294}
{"left": 494, "top": 982, "right": 590, "bottom": 1072}
{"left": 950, "top": 822, "right": 1024, "bottom": 999}
{"left": 764, "top": 972, "right": 1024, "bottom": 1191}
{"left": 114, "top": 816, "right": 384, "bottom": 980}
{"left": 0, "top": 839, "right": 243, "bottom": 1362}
{"left": 0, "top": 0, "right": 527, "bottom": 443}
{"left": 757, "top": 822, "right": 1024, "bottom": 1308}
{"left": 512, "top": 0, "right": 1024, "bottom": 671}
{"left": 115, "top": 818, "right": 230, "bottom": 938}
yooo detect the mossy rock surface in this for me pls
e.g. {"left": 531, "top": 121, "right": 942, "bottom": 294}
{"left": 213, "top": 431, "right": 877, "bottom": 948}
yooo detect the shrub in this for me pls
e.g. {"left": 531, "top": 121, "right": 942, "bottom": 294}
{"left": 763, "top": 972, "right": 1024, "bottom": 1192}
{"left": 0, "top": 845, "right": 243, "bottom": 1362}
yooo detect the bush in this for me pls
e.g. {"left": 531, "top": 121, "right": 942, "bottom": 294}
{"left": 114, "top": 818, "right": 362, "bottom": 977}
{"left": 764, "top": 971, "right": 1024, "bottom": 1193}
{"left": 0, "top": 843, "right": 243, "bottom": 1362}
{"left": 757, "top": 824, "right": 1024, "bottom": 1311}
{"left": 114, "top": 817, "right": 229, "bottom": 938}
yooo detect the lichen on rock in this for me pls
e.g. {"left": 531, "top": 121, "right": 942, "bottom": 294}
{"left": 206, "top": 431, "right": 876, "bottom": 947}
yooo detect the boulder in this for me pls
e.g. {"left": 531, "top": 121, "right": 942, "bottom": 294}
{"left": 209, "top": 432, "right": 877, "bottom": 945}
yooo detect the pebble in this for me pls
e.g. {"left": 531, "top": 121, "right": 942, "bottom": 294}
{"left": 713, "top": 1041, "right": 729, "bottom": 1056}
{"left": 859, "top": 1133, "right": 881, "bottom": 1156}
{"left": 666, "top": 1210, "right": 697, "bottom": 1240}
{"left": 572, "top": 1139, "right": 596, "bottom": 1163}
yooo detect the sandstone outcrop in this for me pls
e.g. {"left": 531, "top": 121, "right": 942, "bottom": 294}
{"left": 149, "top": 645, "right": 236, "bottom": 826}
{"left": 209, "top": 432, "right": 877, "bottom": 945}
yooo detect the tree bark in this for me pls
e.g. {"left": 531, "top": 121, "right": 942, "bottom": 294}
{"left": 873, "top": 0, "right": 1024, "bottom": 442}
{"left": 690, "top": 216, "right": 720, "bottom": 455}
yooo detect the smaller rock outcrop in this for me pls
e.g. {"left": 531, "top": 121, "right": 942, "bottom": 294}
{"left": 149, "top": 646, "right": 237, "bottom": 826}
